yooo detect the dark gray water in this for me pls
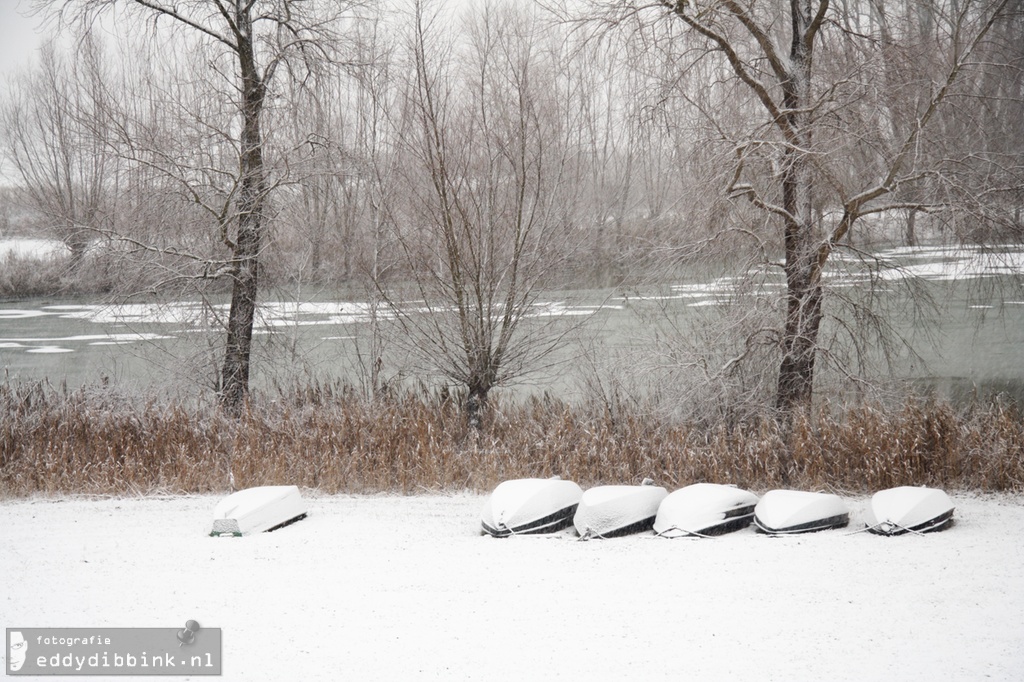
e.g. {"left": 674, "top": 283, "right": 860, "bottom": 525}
{"left": 2, "top": 243, "right": 1022, "bottom": 403}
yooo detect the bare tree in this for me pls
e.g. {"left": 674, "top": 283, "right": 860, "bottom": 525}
{"left": 570, "top": 0, "right": 1021, "bottom": 418}
{"left": 393, "top": 0, "right": 584, "bottom": 428}
{"left": 267, "top": 7, "right": 409, "bottom": 397}
{"left": 37, "top": 0, "right": 351, "bottom": 411}
{"left": 1, "top": 36, "right": 116, "bottom": 271}
{"left": 346, "top": 14, "right": 410, "bottom": 398}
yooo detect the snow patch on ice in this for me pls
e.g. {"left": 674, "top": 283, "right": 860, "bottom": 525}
{"left": 0, "top": 309, "right": 50, "bottom": 320}
{"left": 25, "top": 346, "right": 73, "bottom": 354}
{"left": 0, "top": 237, "right": 68, "bottom": 259}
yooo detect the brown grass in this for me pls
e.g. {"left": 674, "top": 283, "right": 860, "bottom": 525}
{"left": 1, "top": 381, "right": 1021, "bottom": 498}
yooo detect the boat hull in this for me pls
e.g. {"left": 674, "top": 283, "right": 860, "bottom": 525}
{"left": 654, "top": 483, "right": 759, "bottom": 538}
{"left": 573, "top": 484, "right": 668, "bottom": 538}
{"left": 865, "top": 486, "right": 955, "bottom": 535}
{"left": 480, "top": 478, "right": 583, "bottom": 537}
{"left": 753, "top": 490, "right": 849, "bottom": 535}
{"left": 210, "top": 485, "right": 308, "bottom": 537}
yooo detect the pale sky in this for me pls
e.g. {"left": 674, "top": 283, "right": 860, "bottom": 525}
{"left": 0, "top": 1, "right": 47, "bottom": 80}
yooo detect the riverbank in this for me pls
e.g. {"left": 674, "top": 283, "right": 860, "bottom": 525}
{"left": 2, "top": 491, "right": 1022, "bottom": 680}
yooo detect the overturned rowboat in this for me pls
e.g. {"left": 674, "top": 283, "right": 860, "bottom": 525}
{"left": 865, "top": 486, "right": 955, "bottom": 535}
{"left": 654, "top": 483, "right": 759, "bottom": 538}
{"left": 753, "top": 489, "right": 849, "bottom": 535}
{"left": 480, "top": 477, "right": 583, "bottom": 537}
{"left": 210, "top": 485, "right": 308, "bottom": 537}
{"left": 574, "top": 481, "right": 668, "bottom": 539}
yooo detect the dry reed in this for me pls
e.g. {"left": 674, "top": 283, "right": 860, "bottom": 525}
{"left": 1, "top": 381, "right": 1021, "bottom": 498}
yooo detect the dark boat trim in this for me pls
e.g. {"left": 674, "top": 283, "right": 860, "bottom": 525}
{"left": 585, "top": 514, "right": 657, "bottom": 539}
{"left": 702, "top": 508, "right": 755, "bottom": 536}
{"left": 266, "top": 513, "right": 308, "bottom": 533}
{"left": 481, "top": 504, "right": 578, "bottom": 538}
{"left": 754, "top": 512, "right": 850, "bottom": 535}
{"left": 866, "top": 508, "right": 955, "bottom": 536}
{"left": 660, "top": 506, "right": 756, "bottom": 538}
{"left": 723, "top": 504, "right": 756, "bottom": 520}
{"left": 210, "top": 512, "right": 308, "bottom": 537}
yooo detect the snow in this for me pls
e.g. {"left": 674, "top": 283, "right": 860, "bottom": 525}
{"left": 865, "top": 486, "right": 955, "bottom": 533}
{"left": 874, "top": 245, "right": 1024, "bottom": 282}
{"left": 210, "top": 486, "right": 307, "bottom": 536}
{"left": 573, "top": 484, "right": 668, "bottom": 537}
{"left": 2, "top": 492, "right": 1023, "bottom": 680}
{"left": 0, "top": 238, "right": 67, "bottom": 260}
{"left": 0, "top": 334, "right": 172, "bottom": 344}
{"left": 754, "top": 489, "right": 850, "bottom": 533}
{"left": 480, "top": 478, "right": 582, "bottom": 536}
{"left": 653, "top": 483, "right": 758, "bottom": 537}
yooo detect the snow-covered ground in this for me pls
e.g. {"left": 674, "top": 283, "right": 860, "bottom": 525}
{"left": 2, "top": 491, "right": 1023, "bottom": 681}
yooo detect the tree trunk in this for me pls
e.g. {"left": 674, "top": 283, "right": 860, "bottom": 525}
{"left": 220, "top": 214, "right": 260, "bottom": 411}
{"left": 219, "top": 9, "right": 266, "bottom": 413}
{"left": 776, "top": 274, "right": 824, "bottom": 413}
{"left": 65, "top": 219, "right": 90, "bottom": 273}
{"left": 465, "top": 386, "right": 488, "bottom": 431}
{"left": 775, "top": 1, "right": 822, "bottom": 415}
{"left": 465, "top": 364, "right": 493, "bottom": 431}
{"left": 905, "top": 208, "right": 918, "bottom": 247}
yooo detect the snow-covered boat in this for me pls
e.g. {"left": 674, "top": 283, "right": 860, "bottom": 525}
{"left": 864, "top": 486, "right": 955, "bottom": 535}
{"left": 753, "top": 489, "right": 849, "bottom": 535}
{"left": 209, "top": 485, "right": 308, "bottom": 537}
{"left": 654, "top": 483, "right": 759, "bottom": 538}
{"left": 480, "top": 477, "right": 583, "bottom": 537}
{"left": 573, "top": 481, "right": 668, "bottom": 539}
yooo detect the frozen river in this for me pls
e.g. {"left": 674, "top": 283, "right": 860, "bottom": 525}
{"left": 1, "top": 240, "right": 1022, "bottom": 402}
